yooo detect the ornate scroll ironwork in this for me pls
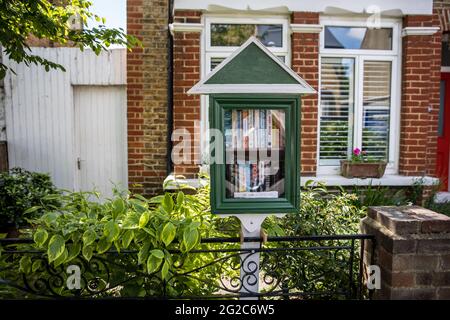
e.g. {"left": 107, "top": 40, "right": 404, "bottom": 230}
{"left": 0, "top": 234, "right": 374, "bottom": 299}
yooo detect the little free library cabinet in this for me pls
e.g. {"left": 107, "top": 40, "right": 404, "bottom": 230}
{"left": 189, "top": 37, "right": 315, "bottom": 214}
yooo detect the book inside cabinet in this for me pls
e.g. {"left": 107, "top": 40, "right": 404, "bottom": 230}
{"left": 224, "top": 108, "right": 286, "bottom": 199}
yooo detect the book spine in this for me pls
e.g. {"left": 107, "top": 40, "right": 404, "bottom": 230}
{"left": 224, "top": 111, "right": 232, "bottom": 149}
{"left": 245, "top": 164, "right": 251, "bottom": 192}
{"left": 249, "top": 110, "right": 254, "bottom": 150}
{"left": 267, "top": 111, "right": 272, "bottom": 149}
{"left": 260, "top": 110, "right": 266, "bottom": 149}
{"left": 279, "top": 111, "right": 285, "bottom": 149}
{"left": 259, "top": 160, "right": 265, "bottom": 191}
{"left": 272, "top": 110, "right": 279, "bottom": 149}
{"left": 264, "top": 161, "right": 271, "bottom": 190}
{"left": 251, "top": 163, "right": 258, "bottom": 191}
{"left": 232, "top": 110, "right": 237, "bottom": 149}
{"left": 254, "top": 110, "right": 259, "bottom": 149}
{"left": 239, "top": 164, "right": 246, "bottom": 192}
{"left": 237, "top": 110, "right": 242, "bottom": 149}
{"left": 243, "top": 110, "right": 248, "bottom": 150}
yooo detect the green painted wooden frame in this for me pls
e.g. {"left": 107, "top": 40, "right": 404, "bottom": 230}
{"left": 209, "top": 95, "right": 301, "bottom": 214}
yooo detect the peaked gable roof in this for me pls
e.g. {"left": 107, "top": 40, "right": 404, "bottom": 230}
{"left": 188, "top": 37, "right": 316, "bottom": 95}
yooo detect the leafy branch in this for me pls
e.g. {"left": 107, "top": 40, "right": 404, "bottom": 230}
{"left": 0, "top": 0, "right": 141, "bottom": 78}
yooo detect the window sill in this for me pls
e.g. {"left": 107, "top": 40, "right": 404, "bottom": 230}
{"left": 164, "top": 174, "right": 439, "bottom": 190}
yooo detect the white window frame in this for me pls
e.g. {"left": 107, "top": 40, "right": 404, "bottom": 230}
{"left": 204, "top": 15, "right": 290, "bottom": 55}
{"left": 200, "top": 14, "right": 291, "bottom": 162}
{"left": 317, "top": 16, "right": 402, "bottom": 175}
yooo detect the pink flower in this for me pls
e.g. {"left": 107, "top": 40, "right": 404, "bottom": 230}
{"left": 353, "top": 148, "right": 361, "bottom": 156}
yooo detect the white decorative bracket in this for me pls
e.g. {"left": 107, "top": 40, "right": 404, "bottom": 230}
{"left": 290, "top": 24, "right": 323, "bottom": 34}
{"left": 401, "top": 26, "right": 440, "bottom": 37}
{"left": 169, "top": 22, "right": 203, "bottom": 36}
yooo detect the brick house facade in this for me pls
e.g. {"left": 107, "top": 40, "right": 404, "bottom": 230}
{"left": 127, "top": 0, "right": 450, "bottom": 196}
{"left": 127, "top": 0, "right": 169, "bottom": 194}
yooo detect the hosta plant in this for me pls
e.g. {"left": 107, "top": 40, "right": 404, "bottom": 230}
{"left": 6, "top": 181, "right": 236, "bottom": 297}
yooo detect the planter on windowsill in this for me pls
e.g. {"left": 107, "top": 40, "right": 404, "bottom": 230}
{"left": 340, "top": 160, "right": 387, "bottom": 179}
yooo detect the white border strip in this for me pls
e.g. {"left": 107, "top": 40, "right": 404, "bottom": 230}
{"left": 290, "top": 24, "right": 323, "bottom": 34}
{"left": 163, "top": 175, "right": 440, "bottom": 189}
{"left": 174, "top": 0, "right": 433, "bottom": 16}
{"left": 401, "top": 26, "right": 440, "bottom": 37}
{"left": 189, "top": 84, "right": 315, "bottom": 94}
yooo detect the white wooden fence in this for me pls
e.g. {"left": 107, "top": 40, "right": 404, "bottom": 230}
{"left": 2, "top": 48, "right": 128, "bottom": 197}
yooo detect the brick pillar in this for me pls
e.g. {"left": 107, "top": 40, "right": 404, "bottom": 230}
{"left": 291, "top": 12, "right": 320, "bottom": 176}
{"left": 127, "top": 0, "right": 169, "bottom": 196}
{"left": 361, "top": 206, "right": 450, "bottom": 299}
{"left": 427, "top": 12, "right": 442, "bottom": 177}
{"left": 400, "top": 15, "right": 441, "bottom": 176}
{"left": 172, "top": 10, "right": 202, "bottom": 177}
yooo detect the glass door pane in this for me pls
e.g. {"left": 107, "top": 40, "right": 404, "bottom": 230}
{"left": 319, "top": 57, "right": 355, "bottom": 165}
{"left": 224, "top": 109, "right": 285, "bottom": 199}
{"left": 361, "top": 60, "right": 391, "bottom": 161}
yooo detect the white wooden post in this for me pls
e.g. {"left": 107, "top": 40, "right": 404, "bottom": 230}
{"left": 219, "top": 214, "right": 285, "bottom": 300}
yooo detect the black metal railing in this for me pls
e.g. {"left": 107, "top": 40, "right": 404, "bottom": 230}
{"left": 0, "top": 234, "right": 374, "bottom": 300}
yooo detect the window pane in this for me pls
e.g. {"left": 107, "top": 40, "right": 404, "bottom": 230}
{"left": 319, "top": 58, "right": 355, "bottom": 165}
{"left": 210, "top": 57, "right": 226, "bottom": 70}
{"left": 224, "top": 109, "right": 285, "bottom": 199}
{"left": 211, "top": 24, "right": 283, "bottom": 47}
{"left": 325, "top": 27, "right": 392, "bottom": 50}
{"left": 362, "top": 61, "right": 391, "bottom": 160}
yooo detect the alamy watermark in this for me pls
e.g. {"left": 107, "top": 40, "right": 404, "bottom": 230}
{"left": 171, "top": 122, "right": 282, "bottom": 175}
{"left": 367, "top": 265, "right": 381, "bottom": 290}
{"left": 66, "top": 265, "right": 81, "bottom": 290}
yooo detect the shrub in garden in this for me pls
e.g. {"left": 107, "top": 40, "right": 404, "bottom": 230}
{"left": 263, "top": 181, "right": 366, "bottom": 236}
{"left": 0, "top": 168, "right": 59, "bottom": 232}
{"left": 261, "top": 181, "right": 368, "bottom": 299}
{"left": 1, "top": 179, "right": 373, "bottom": 298}
{"left": 2, "top": 182, "right": 238, "bottom": 298}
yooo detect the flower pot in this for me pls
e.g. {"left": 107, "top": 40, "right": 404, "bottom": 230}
{"left": 340, "top": 160, "right": 387, "bottom": 179}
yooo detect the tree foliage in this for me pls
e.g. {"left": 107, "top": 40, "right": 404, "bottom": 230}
{"left": 0, "top": 0, "right": 140, "bottom": 78}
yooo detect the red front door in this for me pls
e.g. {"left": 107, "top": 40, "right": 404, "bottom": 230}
{"left": 436, "top": 73, "right": 450, "bottom": 191}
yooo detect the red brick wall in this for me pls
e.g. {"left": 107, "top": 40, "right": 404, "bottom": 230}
{"left": 127, "top": 0, "right": 168, "bottom": 196}
{"left": 171, "top": 11, "right": 321, "bottom": 177}
{"left": 172, "top": 10, "right": 202, "bottom": 177}
{"left": 400, "top": 14, "right": 441, "bottom": 176}
{"left": 291, "top": 12, "right": 320, "bottom": 176}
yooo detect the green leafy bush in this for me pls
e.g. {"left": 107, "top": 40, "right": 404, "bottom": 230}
{"left": 263, "top": 182, "right": 366, "bottom": 236}
{"left": 261, "top": 181, "right": 368, "bottom": 298}
{"left": 351, "top": 184, "right": 410, "bottom": 208}
{"left": 0, "top": 168, "right": 59, "bottom": 229}
{"left": 427, "top": 201, "right": 450, "bottom": 216}
{"left": 8, "top": 182, "right": 238, "bottom": 297}
{"left": 1, "top": 178, "right": 380, "bottom": 299}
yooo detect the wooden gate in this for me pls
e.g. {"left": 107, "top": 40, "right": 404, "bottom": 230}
{"left": 2, "top": 48, "right": 127, "bottom": 194}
